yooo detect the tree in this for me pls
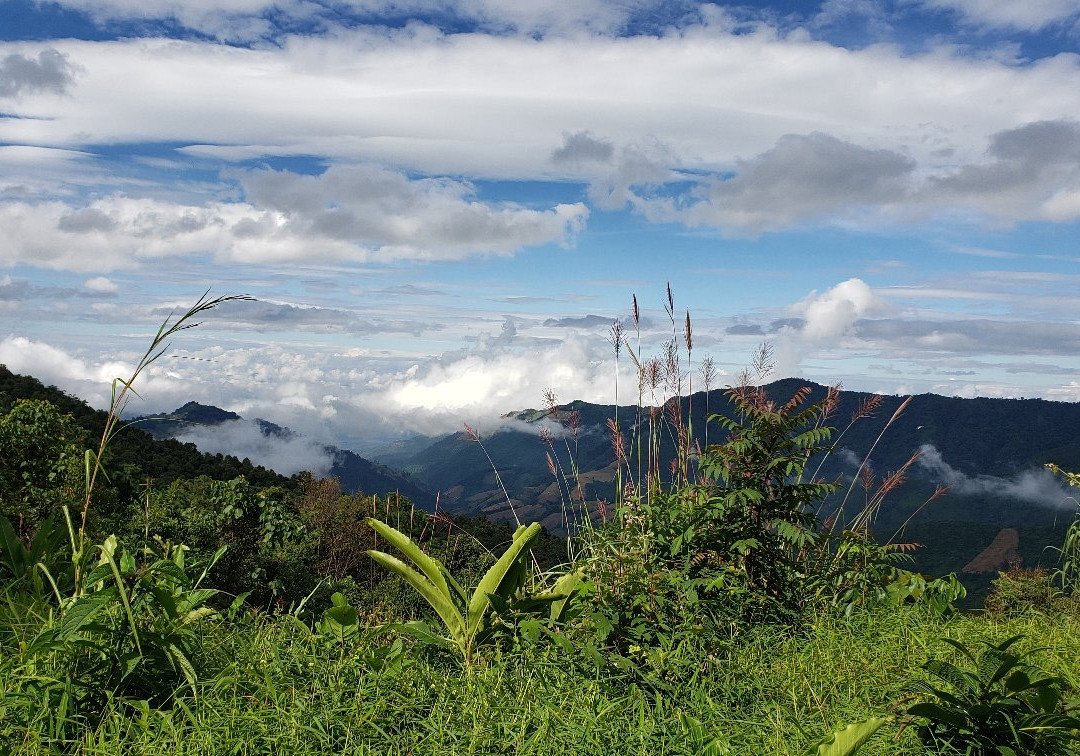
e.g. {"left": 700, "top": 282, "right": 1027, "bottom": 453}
{"left": 0, "top": 399, "right": 86, "bottom": 528}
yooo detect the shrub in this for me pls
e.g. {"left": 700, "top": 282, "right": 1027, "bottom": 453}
{"left": 985, "top": 567, "right": 1073, "bottom": 616}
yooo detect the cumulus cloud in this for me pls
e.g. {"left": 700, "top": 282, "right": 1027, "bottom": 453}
{"left": 0, "top": 165, "right": 588, "bottom": 271}
{"left": 84, "top": 276, "right": 118, "bottom": 294}
{"left": 175, "top": 419, "right": 335, "bottom": 477}
{"left": 550, "top": 131, "right": 614, "bottom": 166}
{"left": 241, "top": 165, "right": 588, "bottom": 258}
{"left": 0, "top": 335, "right": 182, "bottom": 410}
{"left": 0, "top": 49, "right": 77, "bottom": 98}
{"left": 798, "top": 278, "right": 893, "bottom": 342}
{"left": 617, "top": 119, "right": 1080, "bottom": 234}
{"left": 918, "top": 443, "right": 1076, "bottom": 509}
{"left": 923, "top": 120, "right": 1080, "bottom": 223}
{"left": 769, "top": 278, "right": 893, "bottom": 377}
{"left": 669, "top": 133, "right": 915, "bottom": 234}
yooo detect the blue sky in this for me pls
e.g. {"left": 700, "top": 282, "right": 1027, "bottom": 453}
{"left": 3, "top": 0, "right": 1080, "bottom": 456}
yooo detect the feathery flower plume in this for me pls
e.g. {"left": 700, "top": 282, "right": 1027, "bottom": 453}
{"left": 463, "top": 422, "right": 479, "bottom": 442}
{"left": 822, "top": 383, "right": 841, "bottom": 419}
{"left": 543, "top": 388, "right": 560, "bottom": 420}
{"left": 607, "top": 417, "right": 626, "bottom": 463}
{"left": 609, "top": 319, "right": 623, "bottom": 358}
{"left": 568, "top": 410, "right": 582, "bottom": 442}
{"left": 852, "top": 394, "right": 883, "bottom": 423}
{"left": 700, "top": 356, "right": 717, "bottom": 391}
{"left": 861, "top": 464, "right": 875, "bottom": 492}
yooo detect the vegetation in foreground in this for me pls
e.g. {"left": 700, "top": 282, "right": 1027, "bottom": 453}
{"left": 2, "top": 289, "right": 1080, "bottom": 754}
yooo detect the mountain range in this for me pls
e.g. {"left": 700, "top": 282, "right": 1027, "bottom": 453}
{"left": 6, "top": 364, "right": 1080, "bottom": 604}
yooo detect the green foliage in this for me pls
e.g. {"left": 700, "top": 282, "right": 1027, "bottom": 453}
{"left": 819, "top": 537, "right": 967, "bottom": 619}
{"left": 906, "top": 634, "right": 1080, "bottom": 754}
{"left": 367, "top": 519, "right": 580, "bottom": 664}
{"left": 18, "top": 535, "right": 224, "bottom": 737}
{"left": 807, "top": 717, "right": 889, "bottom": 755}
{"left": 1046, "top": 464, "right": 1080, "bottom": 595}
{"left": 0, "top": 399, "right": 85, "bottom": 526}
{"left": 985, "top": 567, "right": 1072, "bottom": 616}
{"left": 0, "top": 514, "right": 72, "bottom": 598}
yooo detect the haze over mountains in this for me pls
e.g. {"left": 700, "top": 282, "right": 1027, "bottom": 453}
{"left": 137, "top": 379, "right": 1080, "bottom": 571}
{"left": 134, "top": 401, "right": 436, "bottom": 509}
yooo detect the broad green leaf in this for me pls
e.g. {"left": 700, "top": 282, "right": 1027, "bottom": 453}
{"left": 368, "top": 549, "right": 466, "bottom": 643}
{"left": 367, "top": 519, "right": 453, "bottom": 602}
{"left": 55, "top": 587, "right": 118, "bottom": 640}
{"left": 808, "top": 717, "right": 888, "bottom": 756}
{"left": 540, "top": 568, "right": 583, "bottom": 622}
{"left": 323, "top": 604, "right": 358, "bottom": 628}
{"left": 389, "top": 620, "right": 453, "bottom": 648}
{"left": 466, "top": 522, "right": 540, "bottom": 637}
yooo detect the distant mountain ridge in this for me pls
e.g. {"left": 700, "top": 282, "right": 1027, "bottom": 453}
{"left": 366, "top": 378, "right": 1080, "bottom": 603}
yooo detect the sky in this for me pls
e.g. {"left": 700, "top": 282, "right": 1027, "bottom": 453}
{"left": 3, "top": 0, "right": 1080, "bottom": 455}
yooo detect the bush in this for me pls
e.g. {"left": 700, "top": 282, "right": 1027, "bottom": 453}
{"left": 985, "top": 567, "right": 1075, "bottom": 616}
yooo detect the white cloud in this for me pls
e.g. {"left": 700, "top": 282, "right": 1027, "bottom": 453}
{"left": 0, "top": 335, "right": 153, "bottom": 409}
{"left": 84, "top": 276, "right": 118, "bottom": 294}
{"left": 661, "top": 133, "right": 915, "bottom": 234}
{"left": 3, "top": 29, "right": 1080, "bottom": 183}
{"left": 918, "top": 443, "right": 1076, "bottom": 508}
{"left": 0, "top": 28, "right": 1079, "bottom": 243}
{"left": 798, "top": 278, "right": 893, "bottom": 342}
{"left": 0, "top": 166, "right": 588, "bottom": 271}
{"left": 922, "top": 120, "right": 1080, "bottom": 224}
{"left": 0, "top": 49, "right": 78, "bottom": 98}
{"left": 917, "top": 0, "right": 1080, "bottom": 32}
{"left": 770, "top": 278, "right": 894, "bottom": 377}
{"left": 175, "top": 419, "right": 335, "bottom": 477}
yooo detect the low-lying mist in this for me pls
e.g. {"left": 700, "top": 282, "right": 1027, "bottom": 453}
{"left": 176, "top": 419, "right": 335, "bottom": 478}
{"left": 917, "top": 443, "right": 1077, "bottom": 510}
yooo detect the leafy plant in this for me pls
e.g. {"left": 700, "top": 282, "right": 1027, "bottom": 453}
{"left": 807, "top": 717, "right": 889, "bottom": 755}
{"left": 0, "top": 399, "right": 86, "bottom": 527}
{"left": 366, "top": 518, "right": 581, "bottom": 664}
{"left": 18, "top": 535, "right": 224, "bottom": 741}
{"left": 905, "top": 634, "right": 1080, "bottom": 754}
{"left": 0, "top": 514, "right": 72, "bottom": 598}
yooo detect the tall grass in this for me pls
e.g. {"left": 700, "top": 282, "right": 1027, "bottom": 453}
{"left": 4, "top": 604, "right": 1080, "bottom": 754}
